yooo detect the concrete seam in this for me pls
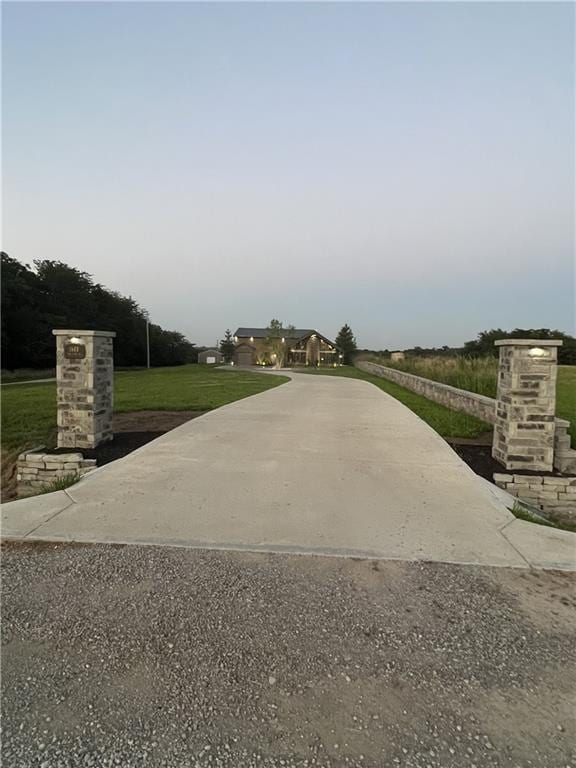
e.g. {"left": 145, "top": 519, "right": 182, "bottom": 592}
{"left": 498, "top": 524, "right": 534, "bottom": 570}
{"left": 21, "top": 497, "right": 76, "bottom": 539}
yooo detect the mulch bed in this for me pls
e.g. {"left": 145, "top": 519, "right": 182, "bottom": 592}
{"left": 446, "top": 437, "right": 566, "bottom": 482}
{"left": 91, "top": 411, "right": 206, "bottom": 466}
{"left": 28, "top": 411, "right": 206, "bottom": 468}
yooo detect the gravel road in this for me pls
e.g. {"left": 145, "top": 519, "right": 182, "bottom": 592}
{"left": 2, "top": 542, "right": 575, "bottom": 768}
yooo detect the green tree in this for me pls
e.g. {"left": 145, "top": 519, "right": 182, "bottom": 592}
{"left": 1, "top": 253, "right": 197, "bottom": 370}
{"left": 463, "top": 329, "right": 576, "bottom": 365}
{"left": 219, "top": 329, "right": 235, "bottom": 363}
{"left": 265, "top": 319, "right": 295, "bottom": 368}
{"left": 335, "top": 324, "right": 357, "bottom": 365}
{"left": 1, "top": 253, "right": 50, "bottom": 369}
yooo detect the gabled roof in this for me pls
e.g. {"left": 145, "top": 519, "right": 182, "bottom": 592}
{"left": 234, "top": 327, "right": 336, "bottom": 348}
{"left": 234, "top": 327, "right": 313, "bottom": 340}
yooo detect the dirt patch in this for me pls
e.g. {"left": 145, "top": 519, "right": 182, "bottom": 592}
{"left": 112, "top": 410, "right": 205, "bottom": 433}
{"left": 487, "top": 567, "right": 576, "bottom": 633}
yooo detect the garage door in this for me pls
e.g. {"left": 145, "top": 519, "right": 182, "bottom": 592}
{"left": 236, "top": 351, "right": 253, "bottom": 366}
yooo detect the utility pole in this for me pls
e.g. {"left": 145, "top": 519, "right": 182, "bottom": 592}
{"left": 146, "top": 319, "right": 150, "bottom": 369}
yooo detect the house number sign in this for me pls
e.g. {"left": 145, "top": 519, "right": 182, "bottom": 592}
{"left": 64, "top": 341, "right": 86, "bottom": 360}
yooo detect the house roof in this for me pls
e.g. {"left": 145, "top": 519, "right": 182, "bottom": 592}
{"left": 234, "top": 327, "right": 313, "bottom": 340}
{"left": 234, "top": 328, "right": 336, "bottom": 347}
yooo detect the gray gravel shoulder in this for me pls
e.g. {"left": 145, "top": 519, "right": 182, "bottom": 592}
{"left": 1, "top": 543, "right": 575, "bottom": 768}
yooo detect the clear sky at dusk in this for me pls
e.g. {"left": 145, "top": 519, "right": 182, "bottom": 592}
{"left": 3, "top": 1, "right": 574, "bottom": 348}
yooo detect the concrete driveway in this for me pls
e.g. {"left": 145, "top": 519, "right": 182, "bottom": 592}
{"left": 2, "top": 373, "right": 574, "bottom": 569}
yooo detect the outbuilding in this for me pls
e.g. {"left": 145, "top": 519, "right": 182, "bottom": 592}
{"left": 198, "top": 348, "right": 223, "bottom": 365}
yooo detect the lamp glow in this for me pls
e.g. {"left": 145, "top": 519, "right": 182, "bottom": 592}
{"left": 528, "top": 347, "right": 548, "bottom": 358}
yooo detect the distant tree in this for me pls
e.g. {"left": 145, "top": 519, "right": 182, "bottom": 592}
{"left": 265, "top": 319, "right": 295, "bottom": 368}
{"left": 335, "top": 324, "right": 357, "bottom": 365}
{"left": 463, "top": 329, "right": 576, "bottom": 365}
{"left": 219, "top": 329, "right": 235, "bottom": 363}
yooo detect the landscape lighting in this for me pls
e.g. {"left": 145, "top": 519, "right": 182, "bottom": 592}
{"left": 528, "top": 347, "right": 548, "bottom": 358}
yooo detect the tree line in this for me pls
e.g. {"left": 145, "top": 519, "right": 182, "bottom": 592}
{"left": 1, "top": 253, "right": 196, "bottom": 369}
{"left": 360, "top": 328, "right": 576, "bottom": 365}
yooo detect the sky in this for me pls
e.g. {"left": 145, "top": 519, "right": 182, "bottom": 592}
{"left": 2, "top": 1, "right": 575, "bottom": 349}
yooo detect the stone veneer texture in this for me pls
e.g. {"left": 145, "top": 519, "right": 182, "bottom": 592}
{"left": 494, "top": 473, "right": 576, "bottom": 521}
{"left": 17, "top": 448, "right": 96, "bottom": 496}
{"left": 53, "top": 330, "right": 115, "bottom": 449}
{"left": 492, "top": 341, "right": 560, "bottom": 472}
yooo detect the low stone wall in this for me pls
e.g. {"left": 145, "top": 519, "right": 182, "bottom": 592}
{"left": 17, "top": 447, "right": 97, "bottom": 497}
{"left": 494, "top": 473, "right": 576, "bottom": 521}
{"left": 355, "top": 360, "right": 576, "bottom": 473}
{"left": 356, "top": 360, "right": 497, "bottom": 422}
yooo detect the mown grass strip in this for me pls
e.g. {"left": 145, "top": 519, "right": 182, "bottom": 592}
{"left": 298, "top": 366, "right": 490, "bottom": 439}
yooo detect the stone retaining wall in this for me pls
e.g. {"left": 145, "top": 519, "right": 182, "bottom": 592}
{"left": 494, "top": 473, "right": 576, "bottom": 521}
{"left": 355, "top": 360, "right": 576, "bottom": 473}
{"left": 17, "top": 447, "right": 97, "bottom": 497}
{"left": 356, "top": 360, "right": 496, "bottom": 422}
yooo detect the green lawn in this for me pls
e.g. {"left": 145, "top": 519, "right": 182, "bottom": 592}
{"left": 556, "top": 367, "right": 576, "bottom": 443}
{"left": 299, "top": 367, "right": 490, "bottom": 439}
{"left": 1, "top": 365, "right": 288, "bottom": 455}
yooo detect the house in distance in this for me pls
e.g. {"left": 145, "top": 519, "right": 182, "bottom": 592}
{"left": 233, "top": 327, "right": 339, "bottom": 367}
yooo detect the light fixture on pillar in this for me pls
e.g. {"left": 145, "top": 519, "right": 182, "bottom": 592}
{"left": 528, "top": 347, "right": 548, "bottom": 358}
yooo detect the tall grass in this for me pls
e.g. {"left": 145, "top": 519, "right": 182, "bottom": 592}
{"left": 376, "top": 356, "right": 499, "bottom": 398}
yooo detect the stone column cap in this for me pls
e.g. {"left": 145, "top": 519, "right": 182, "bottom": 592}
{"left": 52, "top": 329, "right": 116, "bottom": 338}
{"left": 494, "top": 338, "right": 562, "bottom": 347}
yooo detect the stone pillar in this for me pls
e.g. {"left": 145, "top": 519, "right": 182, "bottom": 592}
{"left": 52, "top": 330, "right": 116, "bottom": 449}
{"left": 492, "top": 339, "right": 562, "bottom": 472}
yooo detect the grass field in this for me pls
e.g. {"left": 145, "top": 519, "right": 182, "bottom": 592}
{"left": 373, "top": 356, "right": 575, "bottom": 445}
{"left": 299, "top": 366, "right": 490, "bottom": 439}
{"left": 1, "top": 365, "right": 288, "bottom": 456}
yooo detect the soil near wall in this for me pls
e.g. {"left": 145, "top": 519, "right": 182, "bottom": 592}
{"left": 446, "top": 435, "right": 565, "bottom": 482}
{"left": 51, "top": 411, "right": 206, "bottom": 467}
